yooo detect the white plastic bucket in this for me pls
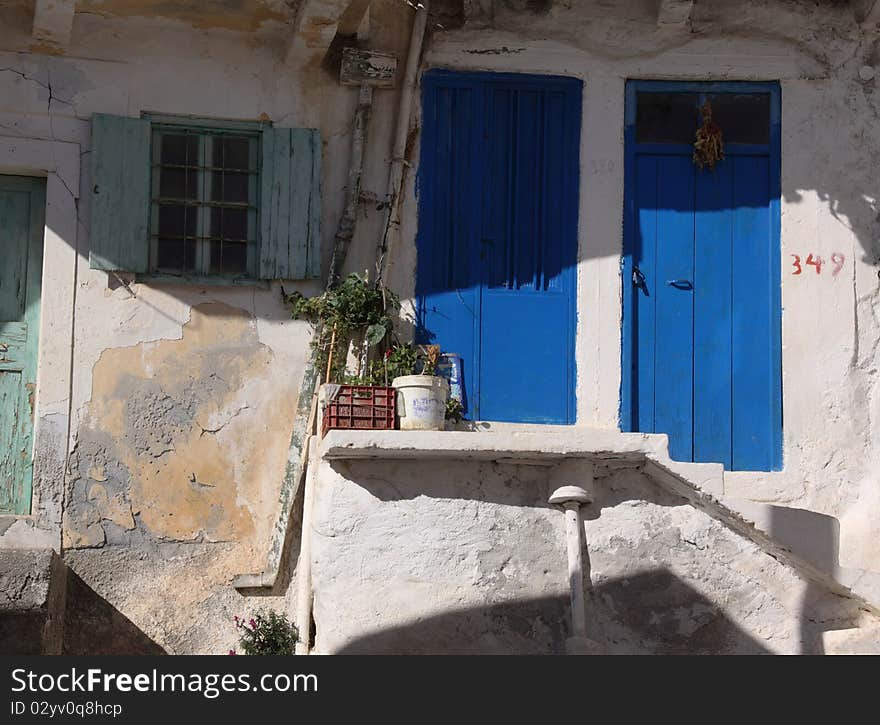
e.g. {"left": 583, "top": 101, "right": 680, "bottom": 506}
{"left": 392, "top": 375, "right": 449, "bottom": 431}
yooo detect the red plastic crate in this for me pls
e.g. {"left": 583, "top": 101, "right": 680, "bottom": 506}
{"left": 322, "top": 385, "right": 397, "bottom": 436}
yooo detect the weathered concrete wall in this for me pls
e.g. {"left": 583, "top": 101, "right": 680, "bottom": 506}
{"left": 0, "top": 549, "right": 66, "bottom": 655}
{"left": 311, "top": 457, "right": 873, "bottom": 654}
{"left": 1, "top": 0, "right": 880, "bottom": 652}
{"left": 0, "top": 0, "right": 411, "bottom": 653}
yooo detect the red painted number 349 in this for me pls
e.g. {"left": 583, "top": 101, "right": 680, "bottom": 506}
{"left": 791, "top": 253, "right": 845, "bottom": 277}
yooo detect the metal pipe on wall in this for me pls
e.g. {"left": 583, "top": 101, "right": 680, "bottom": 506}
{"left": 376, "top": 0, "right": 429, "bottom": 283}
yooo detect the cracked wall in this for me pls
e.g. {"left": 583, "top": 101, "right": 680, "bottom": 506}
{"left": 65, "top": 303, "right": 291, "bottom": 548}
{"left": 2, "top": 0, "right": 880, "bottom": 653}
{"left": 62, "top": 302, "right": 300, "bottom": 653}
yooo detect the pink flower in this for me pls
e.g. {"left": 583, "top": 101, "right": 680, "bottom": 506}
{"left": 228, "top": 650, "right": 236, "bottom": 655}
{"left": 249, "top": 618, "right": 257, "bottom": 630}
{"left": 234, "top": 616, "right": 240, "bottom": 625}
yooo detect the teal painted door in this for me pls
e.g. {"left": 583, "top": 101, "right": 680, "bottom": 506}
{"left": 0, "top": 176, "right": 45, "bottom": 514}
{"left": 622, "top": 83, "right": 782, "bottom": 471}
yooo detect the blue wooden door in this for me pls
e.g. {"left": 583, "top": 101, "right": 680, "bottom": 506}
{"left": 0, "top": 176, "right": 45, "bottom": 514}
{"left": 417, "top": 71, "right": 580, "bottom": 423}
{"left": 622, "top": 82, "right": 782, "bottom": 471}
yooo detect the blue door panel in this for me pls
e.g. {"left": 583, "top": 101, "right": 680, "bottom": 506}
{"left": 731, "top": 155, "right": 774, "bottom": 471}
{"left": 418, "top": 71, "right": 580, "bottom": 424}
{"left": 623, "top": 81, "right": 782, "bottom": 472}
{"left": 694, "top": 161, "right": 734, "bottom": 468}
{"left": 634, "top": 156, "right": 658, "bottom": 434}
{"left": 653, "top": 156, "right": 696, "bottom": 462}
{"left": 417, "top": 82, "right": 482, "bottom": 417}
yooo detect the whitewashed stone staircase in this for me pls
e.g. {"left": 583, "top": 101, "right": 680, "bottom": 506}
{"left": 322, "top": 423, "right": 880, "bottom": 652}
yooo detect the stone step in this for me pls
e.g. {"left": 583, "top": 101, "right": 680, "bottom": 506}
{"left": 823, "top": 625, "right": 880, "bottom": 654}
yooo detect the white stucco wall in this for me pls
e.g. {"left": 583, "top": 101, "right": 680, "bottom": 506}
{"left": 384, "top": 0, "right": 880, "bottom": 583}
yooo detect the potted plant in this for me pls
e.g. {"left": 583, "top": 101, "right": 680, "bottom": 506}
{"left": 284, "top": 272, "right": 398, "bottom": 384}
{"left": 387, "top": 344, "right": 449, "bottom": 431}
{"left": 285, "top": 273, "right": 400, "bottom": 435}
{"left": 285, "top": 276, "right": 461, "bottom": 433}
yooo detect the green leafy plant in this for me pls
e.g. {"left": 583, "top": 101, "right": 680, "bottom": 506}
{"left": 231, "top": 611, "right": 299, "bottom": 655}
{"left": 285, "top": 273, "right": 399, "bottom": 383}
{"left": 385, "top": 343, "right": 419, "bottom": 379}
{"left": 445, "top": 397, "right": 464, "bottom": 423}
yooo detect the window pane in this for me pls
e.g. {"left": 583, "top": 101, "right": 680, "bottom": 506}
{"left": 210, "top": 207, "right": 248, "bottom": 241}
{"left": 213, "top": 136, "right": 251, "bottom": 170}
{"left": 157, "top": 238, "right": 196, "bottom": 274}
{"left": 158, "top": 204, "right": 185, "bottom": 237}
{"left": 157, "top": 238, "right": 184, "bottom": 271}
{"left": 209, "top": 240, "right": 248, "bottom": 276}
{"left": 160, "top": 134, "right": 197, "bottom": 165}
{"left": 159, "top": 167, "right": 198, "bottom": 200}
{"left": 223, "top": 242, "right": 248, "bottom": 274}
{"left": 707, "top": 94, "right": 770, "bottom": 144}
{"left": 636, "top": 92, "right": 699, "bottom": 143}
{"left": 211, "top": 171, "right": 250, "bottom": 204}
{"left": 159, "top": 167, "right": 183, "bottom": 198}
{"left": 158, "top": 204, "right": 197, "bottom": 238}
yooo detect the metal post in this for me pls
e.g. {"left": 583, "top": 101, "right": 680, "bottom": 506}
{"left": 549, "top": 482, "right": 604, "bottom": 655}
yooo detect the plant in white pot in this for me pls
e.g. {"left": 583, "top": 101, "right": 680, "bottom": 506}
{"left": 390, "top": 344, "right": 450, "bottom": 431}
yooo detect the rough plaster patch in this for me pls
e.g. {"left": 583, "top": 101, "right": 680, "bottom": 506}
{"left": 64, "top": 302, "right": 296, "bottom": 547}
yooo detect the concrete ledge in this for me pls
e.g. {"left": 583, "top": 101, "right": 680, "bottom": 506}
{"left": 321, "top": 427, "right": 669, "bottom": 462}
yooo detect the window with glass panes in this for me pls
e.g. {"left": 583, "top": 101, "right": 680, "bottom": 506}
{"left": 150, "top": 126, "right": 260, "bottom": 278}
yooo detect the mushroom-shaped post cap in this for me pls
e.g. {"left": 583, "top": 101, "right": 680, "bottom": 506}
{"left": 549, "top": 485, "right": 592, "bottom": 506}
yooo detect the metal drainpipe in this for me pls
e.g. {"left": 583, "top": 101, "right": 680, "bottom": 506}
{"left": 549, "top": 463, "right": 605, "bottom": 655}
{"left": 375, "top": 0, "right": 429, "bottom": 282}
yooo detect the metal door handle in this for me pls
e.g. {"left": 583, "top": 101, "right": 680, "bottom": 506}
{"left": 666, "top": 279, "right": 693, "bottom": 290}
{"left": 632, "top": 267, "right": 647, "bottom": 287}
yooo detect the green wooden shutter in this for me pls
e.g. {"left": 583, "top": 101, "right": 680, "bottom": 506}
{"left": 260, "top": 127, "right": 322, "bottom": 280}
{"left": 89, "top": 114, "right": 151, "bottom": 272}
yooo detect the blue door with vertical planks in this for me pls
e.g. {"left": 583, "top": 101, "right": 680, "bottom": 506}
{"left": 417, "top": 71, "right": 580, "bottom": 424}
{"left": 0, "top": 175, "right": 45, "bottom": 514}
{"left": 622, "top": 82, "right": 782, "bottom": 471}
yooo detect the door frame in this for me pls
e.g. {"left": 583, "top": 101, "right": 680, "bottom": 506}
{"left": 0, "top": 136, "right": 78, "bottom": 537}
{"left": 620, "top": 79, "right": 783, "bottom": 469}
{"left": 0, "top": 175, "right": 46, "bottom": 514}
{"left": 416, "top": 69, "right": 580, "bottom": 424}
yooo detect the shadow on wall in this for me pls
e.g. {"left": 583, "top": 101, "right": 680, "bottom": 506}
{"left": 768, "top": 505, "right": 839, "bottom": 657}
{"left": 329, "top": 458, "right": 853, "bottom": 654}
{"left": 334, "top": 569, "right": 773, "bottom": 655}
{"left": 63, "top": 569, "right": 165, "bottom": 655}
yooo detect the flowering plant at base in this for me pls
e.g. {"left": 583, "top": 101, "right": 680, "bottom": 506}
{"left": 229, "top": 610, "right": 299, "bottom": 655}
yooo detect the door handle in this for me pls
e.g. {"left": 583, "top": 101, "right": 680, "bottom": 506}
{"left": 632, "top": 267, "right": 647, "bottom": 288}
{"left": 666, "top": 279, "right": 693, "bottom": 290}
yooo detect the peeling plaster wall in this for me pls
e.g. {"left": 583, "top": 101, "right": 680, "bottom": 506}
{"left": 1, "top": 0, "right": 880, "bottom": 653}
{"left": 0, "top": 1, "right": 412, "bottom": 653}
